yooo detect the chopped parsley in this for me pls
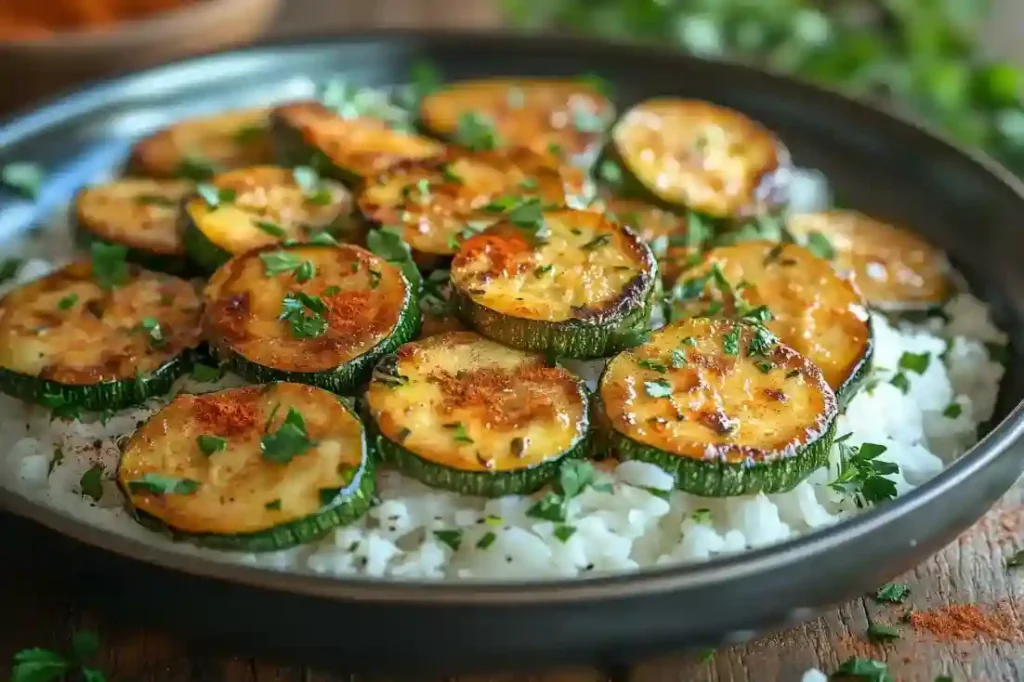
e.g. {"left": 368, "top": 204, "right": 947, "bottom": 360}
{"left": 260, "top": 250, "right": 315, "bottom": 282}
{"left": 408, "top": 59, "right": 441, "bottom": 102}
{"left": 638, "top": 358, "right": 668, "bottom": 373}
{"left": 0, "top": 257, "right": 22, "bottom": 284}
{"left": 553, "top": 525, "right": 577, "bottom": 542}
{"left": 518, "top": 177, "right": 538, "bottom": 190}
{"left": 10, "top": 629, "right": 105, "bottom": 682}
{"left": 90, "top": 241, "right": 129, "bottom": 290}
{"left": 367, "top": 226, "right": 422, "bottom": 288}
{"left": 446, "top": 422, "right": 474, "bottom": 444}
{"left": 292, "top": 166, "right": 333, "bottom": 205}
{"left": 1, "top": 161, "right": 44, "bottom": 198}
{"left": 455, "top": 111, "right": 500, "bottom": 151}
{"left": 261, "top": 407, "right": 313, "bottom": 464}
{"left": 722, "top": 326, "right": 741, "bottom": 355}
{"left": 829, "top": 439, "right": 898, "bottom": 506}
{"left": 136, "top": 317, "right": 166, "bottom": 350}
{"left": 79, "top": 464, "right": 105, "bottom": 502}
{"left": 943, "top": 402, "right": 963, "bottom": 419}
{"left": 670, "top": 349, "right": 687, "bottom": 368}
{"left": 866, "top": 621, "right": 901, "bottom": 642}
{"left": 832, "top": 656, "right": 893, "bottom": 682}
{"left": 644, "top": 378, "right": 673, "bottom": 398}
{"left": 534, "top": 264, "right": 554, "bottom": 278}
{"left": 441, "top": 164, "right": 463, "bottom": 184}
{"left": 279, "top": 291, "right": 329, "bottom": 339}
{"left": 197, "top": 435, "right": 227, "bottom": 456}
{"left": 476, "top": 531, "right": 497, "bottom": 549}
{"left": 898, "top": 351, "right": 931, "bottom": 374}
{"left": 691, "top": 508, "right": 712, "bottom": 524}
{"left": 433, "top": 529, "right": 463, "bottom": 551}
{"left": 58, "top": 293, "right": 78, "bottom": 310}
{"left": 805, "top": 231, "right": 836, "bottom": 260}
{"left": 581, "top": 233, "right": 611, "bottom": 251}
{"left": 128, "top": 473, "right": 200, "bottom": 495}
{"left": 307, "top": 230, "right": 339, "bottom": 245}
{"left": 874, "top": 582, "right": 910, "bottom": 603}
{"left": 196, "top": 183, "right": 236, "bottom": 208}
{"left": 597, "top": 159, "right": 623, "bottom": 186}
{"left": 175, "top": 154, "right": 219, "bottom": 181}
{"left": 190, "top": 363, "right": 224, "bottom": 383}
{"left": 890, "top": 372, "right": 911, "bottom": 394}
{"left": 265, "top": 499, "right": 282, "bottom": 511}
{"left": 526, "top": 460, "right": 610, "bottom": 523}
{"left": 254, "top": 219, "right": 288, "bottom": 238}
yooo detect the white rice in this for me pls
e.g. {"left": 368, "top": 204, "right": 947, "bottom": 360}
{"left": 0, "top": 246, "right": 1006, "bottom": 580}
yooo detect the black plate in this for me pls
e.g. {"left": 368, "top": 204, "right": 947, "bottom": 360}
{"left": 2, "top": 31, "right": 1024, "bottom": 673}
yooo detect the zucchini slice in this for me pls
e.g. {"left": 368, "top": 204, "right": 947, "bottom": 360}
{"left": 0, "top": 262, "right": 201, "bottom": 410}
{"left": 73, "top": 178, "right": 194, "bottom": 274}
{"left": 450, "top": 208, "right": 657, "bottom": 359}
{"left": 600, "top": 317, "right": 838, "bottom": 496}
{"left": 419, "top": 78, "right": 615, "bottom": 162}
{"left": 666, "top": 240, "right": 872, "bottom": 402}
{"left": 366, "top": 331, "right": 590, "bottom": 496}
{"left": 786, "top": 210, "right": 952, "bottom": 312}
{"left": 118, "top": 382, "right": 374, "bottom": 552}
{"left": 203, "top": 243, "right": 419, "bottom": 394}
{"left": 609, "top": 98, "right": 790, "bottom": 219}
{"left": 357, "top": 148, "right": 587, "bottom": 263}
{"left": 270, "top": 100, "right": 444, "bottom": 185}
{"left": 127, "top": 107, "right": 273, "bottom": 179}
{"left": 181, "top": 165, "right": 355, "bottom": 272}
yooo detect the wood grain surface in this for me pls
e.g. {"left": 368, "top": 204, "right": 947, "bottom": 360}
{"left": 1, "top": 1, "right": 1023, "bottom": 681}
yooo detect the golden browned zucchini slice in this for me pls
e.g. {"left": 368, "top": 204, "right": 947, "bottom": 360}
{"left": 73, "top": 178, "right": 194, "bottom": 273}
{"left": 127, "top": 107, "right": 273, "bottom": 180}
{"left": 610, "top": 98, "right": 790, "bottom": 219}
{"left": 118, "top": 382, "right": 375, "bottom": 551}
{"left": 0, "top": 257, "right": 202, "bottom": 410}
{"left": 599, "top": 317, "right": 837, "bottom": 496}
{"left": 181, "top": 165, "right": 355, "bottom": 272}
{"left": 270, "top": 100, "right": 444, "bottom": 184}
{"left": 366, "top": 331, "right": 590, "bottom": 496}
{"left": 203, "top": 243, "right": 419, "bottom": 393}
{"left": 786, "top": 210, "right": 952, "bottom": 311}
{"left": 666, "top": 240, "right": 872, "bottom": 402}
{"left": 357, "top": 148, "right": 588, "bottom": 262}
{"left": 449, "top": 207, "right": 656, "bottom": 358}
{"left": 419, "top": 78, "right": 615, "bottom": 161}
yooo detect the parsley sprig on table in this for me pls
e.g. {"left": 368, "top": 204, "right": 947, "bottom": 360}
{"left": 10, "top": 629, "right": 105, "bottom": 682}
{"left": 828, "top": 434, "right": 899, "bottom": 506}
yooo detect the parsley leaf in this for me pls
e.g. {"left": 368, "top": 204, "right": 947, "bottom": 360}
{"left": 833, "top": 656, "right": 894, "bottom": 682}
{"left": 598, "top": 159, "right": 623, "bottom": 187}
{"left": 2, "top": 162, "right": 44, "bottom": 198}
{"left": 260, "top": 250, "right": 315, "bottom": 282}
{"left": 638, "top": 358, "right": 668, "bottom": 373}
{"left": 279, "top": 292, "right": 329, "bottom": 339}
{"left": 455, "top": 111, "right": 500, "bottom": 151}
{"left": 526, "top": 492, "right": 566, "bottom": 522}
{"left": 686, "top": 213, "right": 712, "bottom": 248}
{"left": 943, "top": 402, "right": 962, "bottom": 418}
{"left": 292, "top": 166, "right": 333, "bottom": 204}
{"left": 79, "top": 464, "right": 104, "bottom": 502}
{"left": 254, "top": 219, "right": 287, "bottom": 238}
{"left": 137, "top": 317, "right": 166, "bottom": 349}
{"left": 128, "top": 473, "right": 199, "bottom": 495}
{"left": 90, "top": 242, "right": 129, "bottom": 290}
{"left": 898, "top": 351, "right": 931, "bottom": 374}
{"left": 261, "top": 407, "right": 313, "bottom": 464}
{"left": 829, "top": 440, "right": 899, "bottom": 505}
{"left": 722, "top": 326, "right": 741, "bottom": 355}
{"left": 866, "top": 621, "right": 901, "bottom": 642}
{"left": 874, "top": 582, "right": 910, "bottom": 603}
{"left": 671, "top": 349, "right": 687, "bottom": 368}
{"left": 57, "top": 293, "right": 78, "bottom": 310}
{"left": 446, "top": 422, "right": 473, "bottom": 444}
{"left": 553, "top": 525, "right": 577, "bottom": 542}
{"left": 890, "top": 372, "right": 911, "bottom": 394}
{"left": 10, "top": 647, "right": 71, "bottom": 682}
{"left": 196, "top": 183, "right": 236, "bottom": 207}
{"left": 367, "top": 227, "right": 422, "bottom": 288}
{"left": 581, "top": 233, "right": 611, "bottom": 250}
{"left": 0, "top": 257, "right": 22, "bottom": 284}
{"left": 433, "top": 529, "right": 462, "bottom": 551}
{"left": 197, "top": 435, "right": 227, "bottom": 456}
{"left": 644, "top": 378, "right": 673, "bottom": 398}
{"left": 805, "top": 231, "right": 836, "bottom": 260}
{"left": 175, "top": 154, "right": 219, "bottom": 181}
{"left": 476, "top": 531, "right": 497, "bottom": 549}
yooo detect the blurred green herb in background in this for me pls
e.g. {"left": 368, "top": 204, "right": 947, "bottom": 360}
{"left": 500, "top": 0, "right": 1024, "bottom": 172}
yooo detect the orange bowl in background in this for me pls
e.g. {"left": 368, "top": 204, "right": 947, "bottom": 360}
{"left": 0, "top": 0, "right": 282, "bottom": 113}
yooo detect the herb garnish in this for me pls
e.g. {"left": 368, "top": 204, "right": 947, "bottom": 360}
{"left": 686, "top": 213, "right": 712, "bottom": 249}
{"left": 722, "top": 326, "right": 741, "bottom": 355}
{"left": 90, "top": 242, "right": 129, "bottom": 290}
{"left": 196, "top": 183, "right": 236, "bottom": 207}
{"left": 175, "top": 154, "right": 219, "bottom": 181}
{"left": 41, "top": 393, "right": 83, "bottom": 421}
{"left": 691, "top": 508, "right": 712, "bottom": 524}
{"left": 476, "top": 531, "right": 497, "bottom": 549}
{"left": 434, "top": 529, "right": 463, "bottom": 551}
{"left": 898, "top": 351, "right": 931, "bottom": 374}
{"left": 525, "top": 460, "right": 611, "bottom": 523}
{"left": 292, "top": 166, "right": 333, "bottom": 205}
{"left": 79, "top": 464, "right": 104, "bottom": 502}
{"left": 644, "top": 378, "right": 673, "bottom": 398}
{"left": 890, "top": 372, "right": 911, "bottom": 394}
{"left": 137, "top": 317, "right": 166, "bottom": 349}
{"left": 265, "top": 499, "right": 282, "bottom": 511}
{"left": 670, "top": 349, "right": 687, "bottom": 368}
{"left": 280, "top": 292, "right": 329, "bottom": 339}
{"left": 829, "top": 438, "right": 898, "bottom": 506}
{"left": 446, "top": 422, "right": 474, "bottom": 444}
{"left": 534, "top": 264, "right": 554, "bottom": 278}
{"left": 0, "top": 257, "right": 22, "bottom": 284}
{"left": 260, "top": 250, "right": 316, "bottom": 282}
{"left": 197, "top": 435, "right": 227, "bottom": 456}
{"left": 638, "top": 358, "right": 668, "bottom": 373}
{"left": 833, "top": 656, "right": 894, "bottom": 682}
{"left": 866, "top": 621, "right": 901, "bottom": 642}
{"left": 553, "top": 525, "right": 577, "bottom": 542}
{"left": 943, "top": 402, "right": 962, "bottom": 418}
{"left": 10, "top": 629, "right": 105, "bottom": 682}
{"left": 261, "top": 407, "right": 313, "bottom": 463}
{"left": 597, "top": 159, "right": 623, "bottom": 187}
{"left": 455, "top": 111, "right": 500, "bottom": 151}
{"left": 2, "top": 162, "right": 44, "bottom": 198}
{"left": 367, "top": 226, "right": 422, "bottom": 288}
{"left": 874, "top": 582, "right": 910, "bottom": 603}
{"left": 58, "top": 293, "right": 78, "bottom": 310}
{"left": 441, "top": 164, "right": 463, "bottom": 184}
{"left": 128, "top": 473, "right": 200, "bottom": 495}
{"left": 254, "top": 219, "right": 288, "bottom": 238}
{"left": 581, "top": 233, "right": 611, "bottom": 251}
{"left": 805, "top": 231, "right": 836, "bottom": 260}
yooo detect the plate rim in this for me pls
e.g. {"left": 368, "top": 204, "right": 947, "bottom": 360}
{"left": 1, "top": 28, "right": 1023, "bottom": 606}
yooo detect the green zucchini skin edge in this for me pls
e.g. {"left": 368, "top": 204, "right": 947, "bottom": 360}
{"left": 181, "top": 212, "right": 233, "bottom": 274}
{"left": 370, "top": 428, "right": 591, "bottom": 498}
{"left": 607, "top": 417, "right": 837, "bottom": 497}
{"left": 268, "top": 113, "right": 362, "bottom": 187}
{"left": 73, "top": 222, "right": 194, "bottom": 277}
{"left": 211, "top": 280, "right": 422, "bottom": 396}
{"left": 0, "top": 351, "right": 195, "bottom": 412}
{"left": 126, "top": 452, "right": 377, "bottom": 553}
{"left": 451, "top": 274, "right": 657, "bottom": 360}
{"left": 835, "top": 329, "right": 874, "bottom": 409}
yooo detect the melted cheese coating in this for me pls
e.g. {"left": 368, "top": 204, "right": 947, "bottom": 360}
{"left": 358, "top": 148, "right": 579, "bottom": 257}
{"left": 203, "top": 244, "right": 408, "bottom": 373}
{"left": 419, "top": 78, "right": 614, "bottom": 160}
{"left": 184, "top": 166, "right": 352, "bottom": 254}
{"left": 600, "top": 318, "right": 835, "bottom": 463}
{"left": 119, "top": 383, "right": 366, "bottom": 535}
{"left": 613, "top": 98, "right": 786, "bottom": 218}
{"left": 367, "top": 331, "right": 587, "bottom": 471}
{"left": 670, "top": 241, "right": 871, "bottom": 392}
{"left": 129, "top": 107, "right": 273, "bottom": 177}
{"left": 451, "top": 209, "right": 653, "bottom": 322}
{"left": 76, "top": 178, "right": 193, "bottom": 256}
{"left": 787, "top": 211, "right": 950, "bottom": 310}
{"left": 0, "top": 263, "right": 201, "bottom": 383}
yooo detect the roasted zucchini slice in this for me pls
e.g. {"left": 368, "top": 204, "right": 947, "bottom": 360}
{"left": 609, "top": 98, "right": 790, "bottom": 220}
{"left": 270, "top": 100, "right": 444, "bottom": 185}
{"left": 366, "top": 331, "right": 590, "bottom": 496}
{"left": 357, "top": 148, "right": 588, "bottom": 264}
{"left": 181, "top": 166, "right": 355, "bottom": 272}
{"left": 419, "top": 77, "right": 615, "bottom": 162}
{"left": 786, "top": 210, "right": 952, "bottom": 312}
{"left": 450, "top": 208, "right": 657, "bottom": 359}
{"left": 127, "top": 107, "right": 273, "bottom": 180}
{"left": 118, "top": 382, "right": 375, "bottom": 552}
{"left": 0, "top": 261, "right": 201, "bottom": 410}
{"left": 598, "top": 196, "right": 688, "bottom": 246}
{"left": 73, "top": 178, "right": 193, "bottom": 273}
{"left": 600, "top": 317, "right": 837, "bottom": 496}
{"left": 666, "top": 240, "right": 872, "bottom": 402}
{"left": 203, "top": 243, "right": 419, "bottom": 394}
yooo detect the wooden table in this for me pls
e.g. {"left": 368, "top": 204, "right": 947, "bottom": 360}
{"left": 2, "top": 2, "right": 1023, "bottom": 680}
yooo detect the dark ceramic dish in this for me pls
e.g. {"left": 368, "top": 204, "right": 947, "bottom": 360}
{"left": 1, "top": 31, "right": 1024, "bottom": 673}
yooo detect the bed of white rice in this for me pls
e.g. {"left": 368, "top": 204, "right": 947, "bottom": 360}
{"left": 0, "top": 251, "right": 1007, "bottom": 580}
